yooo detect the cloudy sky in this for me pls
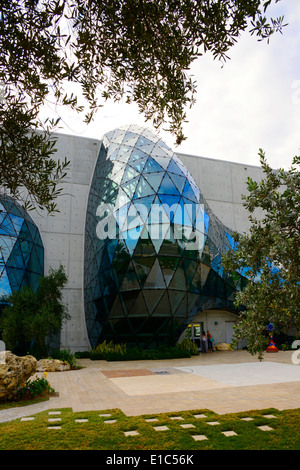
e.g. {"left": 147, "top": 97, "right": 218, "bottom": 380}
{"left": 42, "top": 0, "right": 300, "bottom": 170}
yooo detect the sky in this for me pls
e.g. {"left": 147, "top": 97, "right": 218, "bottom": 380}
{"left": 41, "top": 0, "right": 300, "bottom": 170}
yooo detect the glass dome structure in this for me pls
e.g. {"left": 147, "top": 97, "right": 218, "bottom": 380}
{"left": 0, "top": 196, "right": 44, "bottom": 300}
{"left": 84, "top": 125, "right": 246, "bottom": 348}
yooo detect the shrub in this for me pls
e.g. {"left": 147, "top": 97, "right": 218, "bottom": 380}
{"left": 50, "top": 349, "right": 78, "bottom": 368}
{"left": 176, "top": 338, "right": 199, "bottom": 356}
{"left": 89, "top": 340, "right": 198, "bottom": 361}
{"left": 89, "top": 340, "right": 127, "bottom": 360}
{"left": 17, "top": 375, "right": 55, "bottom": 400}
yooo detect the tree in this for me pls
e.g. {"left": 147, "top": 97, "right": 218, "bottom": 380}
{"left": 0, "top": 0, "right": 286, "bottom": 212}
{"left": 0, "top": 265, "right": 69, "bottom": 357}
{"left": 222, "top": 152, "right": 300, "bottom": 357}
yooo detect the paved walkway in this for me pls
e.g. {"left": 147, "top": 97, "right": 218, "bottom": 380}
{"left": 1, "top": 350, "right": 300, "bottom": 422}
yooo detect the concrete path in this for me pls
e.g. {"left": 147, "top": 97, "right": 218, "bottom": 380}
{"left": 1, "top": 350, "right": 300, "bottom": 422}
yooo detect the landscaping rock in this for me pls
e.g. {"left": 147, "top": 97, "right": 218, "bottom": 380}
{"left": 0, "top": 351, "right": 37, "bottom": 401}
{"left": 216, "top": 343, "right": 232, "bottom": 351}
{"left": 36, "top": 358, "right": 70, "bottom": 372}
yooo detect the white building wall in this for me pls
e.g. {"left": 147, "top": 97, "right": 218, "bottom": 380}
{"left": 29, "top": 132, "right": 265, "bottom": 352}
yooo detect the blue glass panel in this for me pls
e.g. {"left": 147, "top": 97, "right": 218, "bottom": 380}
{"left": 133, "top": 176, "right": 155, "bottom": 198}
{"left": 167, "top": 159, "right": 185, "bottom": 177}
{"left": 158, "top": 173, "right": 180, "bottom": 195}
{"left": 182, "top": 180, "right": 198, "bottom": 202}
{"left": 169, "top": 173, "right": 186, "bottom": 193}
{"left": 129, "top": 148, "right": 149, "bottom": 162}
{"left": 0, "top": 268, "right": 12, "bottom": 297}
{"left": 136, "top": 136, "right": 154, "bottom": 147}
{"left": 143, "top": 157, "right": 165, "bottom": 173}
{"left": 203, "top": 211, "right": 210, "bottom": 233}
{"left": 143, "top": 172, "right": 164, "bottom": 192}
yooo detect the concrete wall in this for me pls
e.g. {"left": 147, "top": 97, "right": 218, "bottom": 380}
{"left": 29, "top": 132, "right": 265, "bottom": 352}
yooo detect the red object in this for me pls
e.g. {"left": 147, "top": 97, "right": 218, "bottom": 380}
{"left": 266, "top": 335, "right": 278, "bottom": 353}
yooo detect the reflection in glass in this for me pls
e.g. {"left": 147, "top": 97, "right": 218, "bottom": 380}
{"left": 84, "top": 125, "right": 247, "bottom": 349}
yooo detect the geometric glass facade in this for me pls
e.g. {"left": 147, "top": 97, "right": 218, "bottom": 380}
{"left": 0, "top": 196, "right": 44, "bottom": 301}
{"left": 84, "top": 125, "right": 247, "bottom": 349}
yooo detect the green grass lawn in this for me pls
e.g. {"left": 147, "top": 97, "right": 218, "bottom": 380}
{"left": 0, "top": 406, "right": 299, "bottom": 450}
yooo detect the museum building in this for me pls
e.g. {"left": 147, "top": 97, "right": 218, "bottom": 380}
{"left": 0, "top": 124, "right": 264, "bottom": 352}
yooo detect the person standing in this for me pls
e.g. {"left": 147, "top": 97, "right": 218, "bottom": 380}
{"left": 201, "top": 331, "right": 208, "bottom": 353}
{"left": 207, "top": 331, "right": 213, "bottom": 352}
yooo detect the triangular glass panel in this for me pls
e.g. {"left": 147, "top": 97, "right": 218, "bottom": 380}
{"left": 159, "top": 256, "right": 180, "bottom": 286}
{"left": 144, "top": 258, "right": 166, "bottom": 289}
{"left": 126, "top": 202, "right": 144, "bottom": 230}
{"left": 109, "top": 294, "right": 125, "bottom": 318}
{"left": 190, "top": 182, "right": 200, "bottom": 202}
{"left": 10, "top": 214, "right": 24, "bottom": 236}
{"left": 158, "top": 173, "right": 180, "bottom": 195}
{"left": 0, "top": 236, "right": 16, "bottom": 263}
{"left": 172, "top": 293, "right": 187, "bottom": 317}
{"left": 151, "top": 146, "right": 170, "bottom": 158}
{"left": 127, "top": 291, "right": 148, "bottom": 317}
{"left": 123, "top": 227, "right": 142, "bottom": 255}
{"left": 143, "top": 157, "right": 165, "bottom": 173}
{"left": 169, "top": 173, "right": 186, "bottom": 193}
{"left": 150, "top": 223, "right": 170, "bottom": 253}
{"left": 119, "top": 290, "right": 138, "bottom": 315}
{"left": 168, "top": 290, "right": 185, "bottom": 315}
{"left": 147, "top": 197, "right": 169, "bottom": 225}
{"left": 128, "top": 158, "right": 147, "bottom": 173}
{"left": 114, "top": 202, "right": 130, "bottom": 231}
{"left": 132, "top": 195, "right": 155, "bottom": 223}
{"left": 151, "top": 291, "right": 171, "bottom": 317}
{"left": 167, "top": 159, "right": 186, "bottom": 177}
{"left": 133, "top": 176, "right": 155, "bottom": 199}
{"left": 132, "top": 226, "right": 156, "bottom": 256}
{"left": 114, "top": 188, "right": 131, "bottom": 210}
{"left": 182, "top": 180, "right": 198, "bottom": 202}
{"left": 143, "top": 172, "right": 164, "bottom": 192}
{"left": 153, "top": 156, "right": 171, "bottom": 170}
{"left": 116, "top": 150, "right": 132, "bottom": 164}
{"left": 168, "top": 261, "right": 187, "bottom": 290}
{"left": 157, "top": 195, "right": 181, "bottom": 222}
{"left": 203, "top": 210, "right": 210, "bottom": 233}
{"left": 132, "top": 255, "right": 155, "bottom": 287}
{"left": 0, "top": 267, "right": 12, "bottom": 296}
{"left": 121, "top": 165, "right": 140, "bottom": 184}
{"left": 122, "top": 176, "right": 140, "bottom": 199}
{"left": 123, "top": 131, "right": 139, "bottom": 143}
{"left": 136, "top": 136, "right": 154, "bottom": 148}
{"left": 143, "top": 289, "right": 164, "bottom": 315}
{"left": 119, "top": 261, "right": 141, "bottom": 291}
{"left": 129, "top": 148, "right": 149, "bottom": 162}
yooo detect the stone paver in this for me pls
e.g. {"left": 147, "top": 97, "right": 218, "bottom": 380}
{"left": 1, "top": 351, "right": 299, "bottom": 422}
{"left": 257, "top": 425, "right": 274, "bottom": 431}
{"left": 124, "top": 430, "right": 139, "bottom": 436}
{"left": 192, "top": 435, "right": 208, "bottom": 441}
{"left": 153, "top": 425, "right": 169, "bottom": 431}
{"left": 222, "top": 430, "right": 237, "bottom": 437}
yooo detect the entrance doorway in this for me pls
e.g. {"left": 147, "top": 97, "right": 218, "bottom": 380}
{"left": 186, "top": 322, "right": 203, "bottom": 348}
{"left": 225, "top": 321, "right": 236, "bottom": 345}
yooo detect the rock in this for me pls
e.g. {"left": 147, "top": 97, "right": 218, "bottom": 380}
{"left": 36, "top": 358, "right": 70, "bottom": 372}
{"left": 216, "top": 343, "right": 233, "bottom": 351}
{"left": 0, "top": 351, "right": 37, "bottom": 401}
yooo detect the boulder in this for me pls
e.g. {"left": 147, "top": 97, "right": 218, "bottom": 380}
{"left": 0, "top": 351, "right": 37, "bottom": 401}
{"left": 216, "top": 343, "right": 233, "bottom": 351}
{"left": 36, "top": 358, "right": 70, "bottom": 372}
